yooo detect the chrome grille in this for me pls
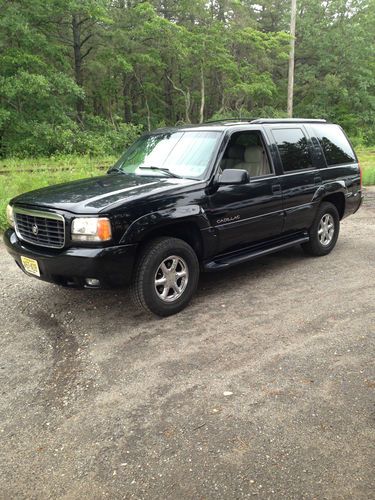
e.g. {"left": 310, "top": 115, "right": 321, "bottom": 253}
{"left": 14, "top": 207, "right": 65, "bottom": 249}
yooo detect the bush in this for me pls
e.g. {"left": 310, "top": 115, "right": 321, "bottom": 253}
{"left": 68, "top": 115, "right": 143, "bottom": 156}
{"left": 1, "top": 115, "right": 143, "bottom": 158}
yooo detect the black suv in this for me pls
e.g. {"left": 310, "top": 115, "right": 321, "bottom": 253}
{"left": 4, "top": 119, "right": 363, "bottom": 316}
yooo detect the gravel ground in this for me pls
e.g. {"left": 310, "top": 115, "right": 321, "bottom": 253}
{"left": 0, "top": 191, "right": 374, "bottom": 500}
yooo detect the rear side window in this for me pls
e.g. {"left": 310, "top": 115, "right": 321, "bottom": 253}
{"left": 312, "top": 125, "right": 356, "bottom": 166}
{"left": 272, "top": 128, "right": 312, "bottom": 171}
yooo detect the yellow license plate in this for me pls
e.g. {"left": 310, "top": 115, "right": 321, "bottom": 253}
{"left": 21, "top": 256, "right": 40, "bottom": 277}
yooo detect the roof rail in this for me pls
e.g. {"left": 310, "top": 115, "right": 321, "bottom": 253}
{"left": 250, "top": 118, "right": 327, "bottom": 124}
{"left": 204, "top": 117, "right": 327, "bottom": 125}
{"left": 204, "top": 118, "right": 256, "bottom": 124}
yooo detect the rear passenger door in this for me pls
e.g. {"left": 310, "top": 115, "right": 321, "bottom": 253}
{"left": 267, "top": 126, "right": 319, "bottom": 233}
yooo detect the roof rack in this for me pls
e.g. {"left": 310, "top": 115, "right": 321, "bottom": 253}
{"left": 204, "top": 118, "right": 327, "bottom": 125}
{"left": 204, "top": 118, "right": 256, "bottom": 124}
{"left": 250, "top": 118, "right": 327, "bottom": 124}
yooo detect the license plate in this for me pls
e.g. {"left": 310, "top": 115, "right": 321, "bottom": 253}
{"left": 21, "top": 256, "right": 40, "bottom": 277}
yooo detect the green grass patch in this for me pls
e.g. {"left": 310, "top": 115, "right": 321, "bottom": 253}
{"left": 0, "top": 154, "right": 116, "bottom": 173}
{"left": 357, "top": 149, "right": 375, "bottom": 186}
{"left": 0, "top": 155, "right": 116, "bottom": 232}
{"left": 0, "top": 150, "right": 374, "bottom": 234}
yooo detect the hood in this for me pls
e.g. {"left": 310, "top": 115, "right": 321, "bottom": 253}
{"left": 11, "top": 173, "right": 199, "bottom": 214}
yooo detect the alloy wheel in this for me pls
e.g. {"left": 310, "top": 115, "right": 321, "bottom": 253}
{"left": 318, "top": 213, "right": 335, "bottom": 246}
{"left": 154, "top": 255, "right": 189, "bottom": 302}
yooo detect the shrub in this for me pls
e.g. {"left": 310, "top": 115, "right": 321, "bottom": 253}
{"left": 1, "top": 115, "right": 142, "bottom": 158}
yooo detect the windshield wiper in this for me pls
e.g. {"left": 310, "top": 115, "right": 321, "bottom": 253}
{"left": 138, "top": 166, "right": 182, "bottom": 178}
{"left": 108, "top": 166, "right": 126, "bottom": 174}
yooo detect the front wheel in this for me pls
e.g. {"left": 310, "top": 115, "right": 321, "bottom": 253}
{"left": 302, "top": 202, "right": 340, "bottom": 256}
{"left": 131, "top": 237, "right": 199, "bottom": 316}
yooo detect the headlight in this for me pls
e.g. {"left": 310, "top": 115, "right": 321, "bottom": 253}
{"left": 6, "top": 204, "right": 14, "bottom": 227}
{"left": 71, "top": 217, "right": 112, "bottom": 242}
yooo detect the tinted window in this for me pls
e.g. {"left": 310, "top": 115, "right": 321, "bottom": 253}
{"left": 312, "top": 125, "right": 355, "bottom": 166}
{"left": 272, "top": 128, "right": 312, "bottom": 171}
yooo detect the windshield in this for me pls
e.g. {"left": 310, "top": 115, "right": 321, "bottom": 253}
{"left": 110, "top": 130, "right": 221, "bottom": 179}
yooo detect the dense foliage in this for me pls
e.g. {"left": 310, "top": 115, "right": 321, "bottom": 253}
{"left": 0, "top": 0, "right": 374, "bottom": 157}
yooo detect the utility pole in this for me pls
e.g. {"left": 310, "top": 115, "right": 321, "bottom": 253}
{"left": 287, "top": 0, "right": 297, "bottom": 117}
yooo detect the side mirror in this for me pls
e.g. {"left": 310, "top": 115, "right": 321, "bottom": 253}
{"left": 218, "top": 169, "right": 250, "bottom": 186}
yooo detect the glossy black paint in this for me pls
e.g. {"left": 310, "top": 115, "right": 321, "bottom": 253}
{"left": 204, "top": 231, "right": 310, "bottom": 271}
{"left": 4, "top": 120, "right": 363, "bottom": 287}
{"left": 4, "top": 228, "right": 137, "bottom": 287}
{"left": 206, "top": 178, "right": 284, "bottom": 252}
{"left": 11, "top": 173, "right": 201, "bottom": 214}
{"left": 218, "top": 169, "right": 249, "bottom": 185}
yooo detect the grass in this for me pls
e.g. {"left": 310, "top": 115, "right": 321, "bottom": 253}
{"left": 0, "top": 150, "right": 374, "bottom": 233}
{"left": 0, "top": 155, "right": 116, "bottom": 231}
{"left": 357, "top": 148, "right": 375, "bottom": 186}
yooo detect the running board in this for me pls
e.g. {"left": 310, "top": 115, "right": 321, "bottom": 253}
{"left": 203, "top": 234, "right": 309, "bottom": 271}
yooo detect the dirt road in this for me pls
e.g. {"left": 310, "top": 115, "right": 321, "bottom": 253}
{"left": 1, "top": 192, "right": 374, "bottom": 499}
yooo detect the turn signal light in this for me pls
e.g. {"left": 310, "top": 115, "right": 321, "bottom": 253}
{"left": 97, "top": 218, "right": 112, "bottom": 241}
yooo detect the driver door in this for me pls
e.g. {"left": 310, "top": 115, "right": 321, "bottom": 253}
{"left": 206, "top": 129, "right": 284, "bottom": 254}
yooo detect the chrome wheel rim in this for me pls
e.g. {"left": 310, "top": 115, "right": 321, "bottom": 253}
{"left": 154, "top": 255, "right": 189, "bottom": 303}
{"left": 318, "top": 213, "right": 335, "bottom": 246}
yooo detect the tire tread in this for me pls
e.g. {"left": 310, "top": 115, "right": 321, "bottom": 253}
{"left": 302, "top": 202, "right": 340, "bottom": 256}
{"left": 131, "top": 237, "right": 199, "bottom": 316}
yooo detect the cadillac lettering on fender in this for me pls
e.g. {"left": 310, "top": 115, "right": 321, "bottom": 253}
{"left": 4, "top": 119, "right": 363, "bottom": 316}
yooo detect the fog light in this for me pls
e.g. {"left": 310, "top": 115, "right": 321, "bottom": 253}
{"left": 85, "top": 278, "right": 100, "bottom": 287}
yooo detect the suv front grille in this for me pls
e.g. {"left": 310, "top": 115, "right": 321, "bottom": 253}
{"left": 14, "top": 207, "right": 65, "bottom": 249}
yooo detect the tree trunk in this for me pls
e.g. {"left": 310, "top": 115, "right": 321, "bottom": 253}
{"left": 166, "top": 75, "right": 191, "bottom": 124}
{"left": 199, "top": 65, "right": 205, "bottom": 123}
{"left": 287, "top": 0, "right": 297, "bottom": 117}
{"left": 217, "top": 0, "right": 226, "bottom": 22}
{"left": 145, "top": 96, "right": 151, "bottom": 131}
{"left": 123, "top": 74, "right": 133, "bottom": 123}
{"left": 72, "top": 14, "right": 84, "bottom": 124}
{"left": 164, "top": 70, "right": 174, "bottom": 123}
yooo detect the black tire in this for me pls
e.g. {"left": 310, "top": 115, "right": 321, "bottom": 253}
{"left": 131, "top": 237, "right": 199, "bottom": 317}
{"left": 302, "top": 202, "right": 340, "bottom": 256}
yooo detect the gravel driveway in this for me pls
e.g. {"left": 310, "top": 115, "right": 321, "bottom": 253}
{"left": 1, "top": 191, "right": 374, "bottom": 499}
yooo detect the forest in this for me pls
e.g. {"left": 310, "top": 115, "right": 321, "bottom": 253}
{"left": 0, "top": 0, "right": 374, "bottom": 158}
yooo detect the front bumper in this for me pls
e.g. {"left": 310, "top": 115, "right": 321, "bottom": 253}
{"left": 3, "top": 229, "right": 137, "bottom": 287}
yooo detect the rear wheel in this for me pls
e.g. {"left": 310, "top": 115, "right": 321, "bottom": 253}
{"left": 302, "top": 202, "right": 340, "bottom": 256}
{"left": 131, "top": 237, "right": 199, "bottom": 316}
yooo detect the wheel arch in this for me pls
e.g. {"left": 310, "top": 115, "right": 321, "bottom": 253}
{"left": 122, "top": 208, "right": 208, "bottom": 260}
{"left": 321, "top": 191, "right": 346, "bottom": 220}
{"left": 139, "top": 221, "right": 204, "bottom": 259}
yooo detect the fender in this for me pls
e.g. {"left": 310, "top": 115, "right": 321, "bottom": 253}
{"left": 312, "top": 180, "right": 347, "bottom": 202}
{"left": 120, "top": 205, "right": 212, "bottom": 244}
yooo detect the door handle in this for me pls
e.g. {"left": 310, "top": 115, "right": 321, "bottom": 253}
{"left": 272, "top": 183, "right": 282, "bottom": 193}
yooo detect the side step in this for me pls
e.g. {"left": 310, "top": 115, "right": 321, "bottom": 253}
{"left": 203, "top": 233, "right": 309, "bottom": 271}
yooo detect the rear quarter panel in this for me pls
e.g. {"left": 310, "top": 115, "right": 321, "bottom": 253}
{"left": 318, "top": 164, "right": 362, "bottom": 217}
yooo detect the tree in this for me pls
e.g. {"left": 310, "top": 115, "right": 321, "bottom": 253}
{"left": 0, "top": 0, "right": 82, "bottom": 156}
{"left": 0, "top": 0, "right": 373, "bottom": 157}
